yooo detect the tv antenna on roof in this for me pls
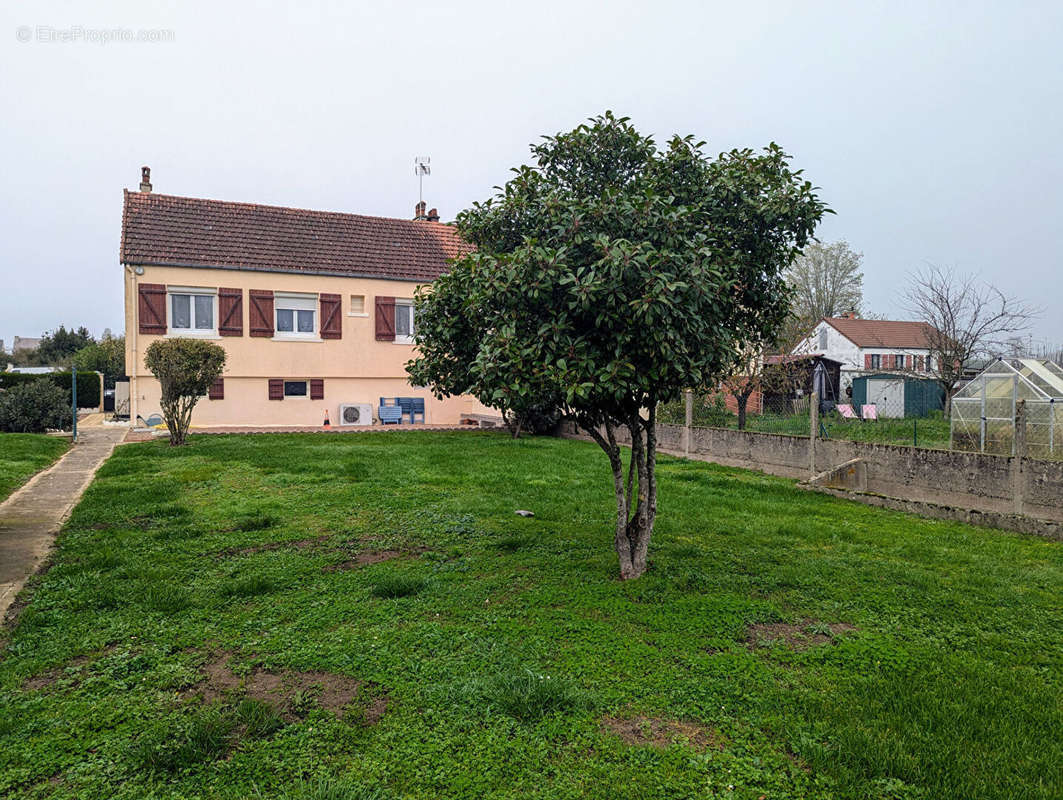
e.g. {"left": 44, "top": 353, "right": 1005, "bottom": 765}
{"left": 414, "top": 156, "right": 431, "bottom": 205}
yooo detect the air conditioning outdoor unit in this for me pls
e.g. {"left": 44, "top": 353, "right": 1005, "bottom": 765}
{"left": 338, "top": 403, "right": 374, "bottom": 426}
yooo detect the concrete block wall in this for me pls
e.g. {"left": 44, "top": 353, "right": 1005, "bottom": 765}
{"left": 560, "top": 421, "right": 1063, "bottom": 528}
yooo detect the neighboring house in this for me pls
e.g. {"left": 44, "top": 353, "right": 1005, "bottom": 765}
{"left": 120, "top": 168, "right": 493, "bottom": 427}
{"left": 12, "top": 336, "right": 41, "bottom": 353}
{"left": 792, "top": 312, "right": 940, "bottom": 387}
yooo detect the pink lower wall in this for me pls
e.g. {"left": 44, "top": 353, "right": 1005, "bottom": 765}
{"left": 132, "top": 375, "right": 489, "bottom": 427}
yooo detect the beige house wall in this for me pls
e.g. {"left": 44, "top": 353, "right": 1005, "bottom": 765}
{"left": 123, "top": 264, "right": 493, "bottom": 426}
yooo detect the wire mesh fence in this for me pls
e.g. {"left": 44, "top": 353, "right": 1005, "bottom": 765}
{"left": 659, "top": 376, "right": 1061, "bottom": 459}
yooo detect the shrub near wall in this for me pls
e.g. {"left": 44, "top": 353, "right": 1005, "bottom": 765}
{"left": 0, "top": 378, "right": 74, "bottom": 433}
{"left": 0, "top": 372, "right": 101, "bottom": 409}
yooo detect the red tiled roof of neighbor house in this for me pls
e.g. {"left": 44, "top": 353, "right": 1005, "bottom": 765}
{"left": 823, "top": 317, "right": 939, "bottom": 349}
{"left": 120, "top": 191, "right": 473, "bottom": 281}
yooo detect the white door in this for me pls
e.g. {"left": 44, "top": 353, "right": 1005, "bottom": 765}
{"left": 866, "top": 378, "right": 904, "bottom": 418}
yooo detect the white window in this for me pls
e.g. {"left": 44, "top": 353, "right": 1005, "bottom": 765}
{"left": 275, "top": 293, "right": 317, "bottom": 339}
{"left": 818, "top": 328, "right": 828, "bottom": 351}
{"left": 349, "top": 294, "right": 366, "bottom": 316}
{"left": 395, "top": 299, "right": 415, "bottom": 344}
{"left": 168, "top": 288, "right": 216, "bottom": 336}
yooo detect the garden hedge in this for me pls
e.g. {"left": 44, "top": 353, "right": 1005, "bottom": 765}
{"left": 0, "top": 372, "right": 101, "bottom": 409}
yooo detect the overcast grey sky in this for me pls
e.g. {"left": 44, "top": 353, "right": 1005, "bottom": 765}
{"left": 2, "top": 0, "right": 1060, "bottom": 348}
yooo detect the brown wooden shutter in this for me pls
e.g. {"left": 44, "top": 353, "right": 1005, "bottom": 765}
{"left": 268, "top": 378, "right": 284, "bottom": 400}
{"left": 319, "top": 293, "right": 342, "bottom": 339}
{"left": 138, "top": 283, "right": 167, "bottom": 334}
{"left": 375, "top": 296, "right": 396, "bottom": 341}
{"left": 249, "top": 290, "right": 275, "bottom": 337}
{"left": 310, "top": 378, "right": 324, "bottom": 400}
{"left": 208, "top": 378, "right": 224, "bottom": 400}
{"left": 218, "top": 288, "right": 243, "bottom": 336}
{"left": 864, "top": 354, "right": 872, "bottom": 369}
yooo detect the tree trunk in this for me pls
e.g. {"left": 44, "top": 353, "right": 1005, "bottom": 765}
{"left": 584, "top": 408, "right": 658, "bottom": 580}
{"left": 736, "top": 391, "right": 751, "bottom": 431}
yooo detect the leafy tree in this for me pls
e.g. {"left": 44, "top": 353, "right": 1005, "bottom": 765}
{"left": 144, "top": 339, "right": 226, "bottom": 446}
{"left": 36, "top": 326, "right": 95, "bottom": 366}
{"left": 0, "top": 378, "right": 72, "bottom": 433}
{"left": 784, "top": 240, "right": 864, "bottom": 324}
{"left": 73, "top": 335, "right": 126, "bottom": 389}
{"left": 409, "top": 112, "right": 828, "bottom": 579}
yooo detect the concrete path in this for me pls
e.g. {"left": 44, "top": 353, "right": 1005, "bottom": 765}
{"left": 0, "top": 427, "right": 126, "bottom": 621}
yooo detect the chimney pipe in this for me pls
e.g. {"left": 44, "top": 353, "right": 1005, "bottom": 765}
{"left": 426, "top": 207, "right": 439, "bottom": 222}
{"left": 140, "top": 166, "right": 152, "bottom": 193}
{"left": 414, "top": 200, "right": 426, "bottom": 221}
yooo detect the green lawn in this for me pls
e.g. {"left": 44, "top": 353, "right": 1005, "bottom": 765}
{"left": 0, "top": 433, "right": 69, "bottom": 503}
{"left": 1, "top": 432, "right": 1060, "bottom": 800}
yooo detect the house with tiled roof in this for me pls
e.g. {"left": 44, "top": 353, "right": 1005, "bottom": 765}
{"left": 791, "top": 312, "right": 942, "bottom": 387}
{"left": 121, "top": 167, "right": 492, "bottom": 428}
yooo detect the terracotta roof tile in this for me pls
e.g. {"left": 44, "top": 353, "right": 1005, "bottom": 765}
{"left": 120, "top": 191, "right": 472, "bottom": 281}
{"left": 824, "top": 317, "right": 939, "bottom": 349}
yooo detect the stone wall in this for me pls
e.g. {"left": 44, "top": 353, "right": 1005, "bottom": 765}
{"left": 559, "top": 421, "right": 1063, "bottom": 537}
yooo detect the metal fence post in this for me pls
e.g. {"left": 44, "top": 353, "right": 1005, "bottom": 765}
{"left": 1012, "top": 399, "right": 1026, "bottom": 515}
{"left": 683, "top": 389, "right": 692, "bottom": 457}
{"left": 1050, "top": 399, "right": 1055, "bottom": 458}
{"left": 71, "top": 370, "right": 78, "bottom": 444}
{"left": 809, "top": 391, "right": 819, "bottom": 478}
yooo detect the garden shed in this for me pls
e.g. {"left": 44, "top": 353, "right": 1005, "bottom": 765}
{"left": 851, "top": 373, "right": 943, "bottom": 418}
{"left": 950, "top": 358, "right": 1063, "bottom": 458}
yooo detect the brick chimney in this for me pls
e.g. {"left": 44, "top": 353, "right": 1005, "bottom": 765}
{"left": 413, "top": 200, "right": 427, "bottom": 220}
{"left": 139, "top": 166, "right": 152, "bottom": 193}
{"left": 426, "top": 207, "right": 439, "bottom": 222}
{"left": 840, "top": 310, "right": 858, "bottom": 319}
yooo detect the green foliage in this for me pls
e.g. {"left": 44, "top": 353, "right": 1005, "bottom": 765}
{"left": 72, "top": 335, "right": 125, "bottom": 389}
{"left": 0, "top": 377, "right": 73, "bottom": 433}
{"left": 36, "top": 325, "right": 95, "bottom": 366}
{"left": 1, "top": 432, "right": 1061, "bottom": 799}
{"left": 0, "top": 432, "right": 69, "bottom": 501}
{"left": 370, "top": 574, "right": 426, "bottom": 599}
{"left": 409, "top": 111, "right": 828, "bottom": 427}
{"left": 408, "top": 112, "right": 829, "bottom": 577}
{"left": 0, "top": 371, "right": 101, "bottom": 409}
{"left": 219, "top": 574, "right": 278, "bottom": 599}
{"left": 235, "top": 698, "right": 285, "bottom": 738}
{"left": 128, "top": 708, "right": 236, "bottom": 774}
{"left": 144, "top": 338, "right": 226, "bottom": 445}
{"left": 269, "top": 778, "right": 391, "bottom": 800}
{"left": 478, "top": 667, "right": 590, "bottom": 721}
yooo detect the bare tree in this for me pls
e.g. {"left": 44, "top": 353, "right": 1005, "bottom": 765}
{"left": 785, "top": 240, "right": 864, "bottom": 322}
{"left": 904, "top": 265, "right": 1039, "bottom": 412}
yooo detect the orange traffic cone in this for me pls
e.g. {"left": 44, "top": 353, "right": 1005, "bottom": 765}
{"left": 323, "top": 409, "right": 331, "bottom": 427}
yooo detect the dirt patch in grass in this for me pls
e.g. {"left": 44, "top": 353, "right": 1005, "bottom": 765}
{"left": 745, "top": 620, "right": 857, "bottom": 651}
{"left": 323, "top": 546, "right": 430, "bottom": 572}
{"left": 218, "top": 535, "right": 332, "bottom": 558}
{"left": 601, "top": 715, "right": 723, "bottom": 751}
{"left": 187, "top": 652, "right": 385, "bottom": 722}
{"left": 21, "top": 650, "right": 106, "bottom": 691}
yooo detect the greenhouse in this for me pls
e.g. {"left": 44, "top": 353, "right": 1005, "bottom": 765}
{"left": 950, "top": 358, "right": 1063, "bottom": 458}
